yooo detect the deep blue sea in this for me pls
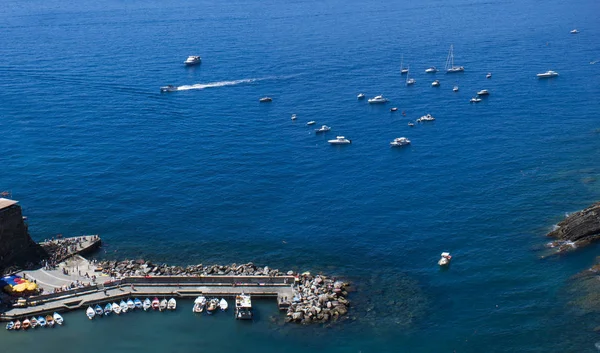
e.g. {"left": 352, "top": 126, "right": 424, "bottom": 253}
{"left": 1, "top": 0, "right": 600, "bottom": 351}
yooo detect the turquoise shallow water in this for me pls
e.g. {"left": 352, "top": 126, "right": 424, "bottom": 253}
{"left": 1, "top": 0, "right": 600, "bottom": 351}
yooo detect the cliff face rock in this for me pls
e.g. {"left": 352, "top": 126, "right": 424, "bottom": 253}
{"left": 546, "top": 202, "right": 600, "bottom": 249}
{"left": 0, "top": 199, "right": 48, "bottom": 274}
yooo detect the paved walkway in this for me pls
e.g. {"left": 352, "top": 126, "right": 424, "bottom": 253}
{"left": 19, "top": 255, "right": 100, "bottom": 290}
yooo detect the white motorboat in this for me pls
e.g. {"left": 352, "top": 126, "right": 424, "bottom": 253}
{"left": 431, "top": 80, "right": 440, "bottom": 87}
{"left": 445, "top": 45, "right": 464, "bottom": 73}
{"left": 120, "top": 300, "right": 128, "bottom": 313}
{"left": 193, "top": 296, "right": 206, "bottom": 313}
{"left": 477, "top": 89, "right": 490, "bottom": 96}
{"left": 486, "top": 72, "right": 492, "bottom": 79}
{"left": 367, "top": 95, "right": 388, "bottom": 104}
{"left": 235, "top": 293, "right": 253, "bottom": 320}
{"left": 417, "top": 114, "right": 435, "bottom": 122}
{"left": 259, "top": 97, "right": 272, "bottom": 102}
{"left": 86, "top": 306, "right": 95, "bottom": 320}
{"left": 291, "top": 114, "right": 297, "bottom": 120}
{"left": 127, "top": 298, "right": 135, "bottom": 310}
{"left": 315, "top": 125, "right": 331, "bottom": 133}
{"left": 390, "top": 137, "right": 411, "bottom": 147}
{"left": 159, "top": 299, "right": 168, "bottom": 311}
{"left": 408, "top": 122, "right": 414, "bottom": 127}
{"left": 438, "top": 252, "right": 452, "bottom": 266}
{"left": 453, "top": 86, "right": 459, "bottom": 92}
{"left": 470, "top": 97, "right": 482, "bottom": 103}
{"left": 328, "top": 136, "right": 351, "bottom": 145}
{"left": 425, "top": 66, "right": 438, "bottom": 73}
{"left": 160, "top": 85, "right": 177, "bottom": 92}
{"left": 390, "top": 107, "right": 398, "bottom": 112}
{"left": 53, "top": 312, "right": 63, "bottom": 325}
{"left": 570, "top": 29, "right": 579, "bottom": 34}
{"left": 219, "top": 298, "right": 228, "bottom": 311}
{"left": 537, "top": 70, "right": 559, "bottom": 78}
{"left": 306, "top": 120, "right": 316, "bottom": 125}
{"left": 143, "top": 298, "right": 151, "bottom": 311}
{"left": 184, "top": 55, "right": 201, "bottom": 66}
{"left": 357, "top": 93, "right": 365, "bottom": 99}
{"left": 112, "top": 302, "right": 121, "bottom": 314}
{"left": 167, "top": 298, "right": 177, "bottom": 310}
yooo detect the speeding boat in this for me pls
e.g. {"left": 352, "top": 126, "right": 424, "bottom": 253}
{"left": 152, "top": 297, "right": 160, "bottom": 310}
{"left": 86, "top": 306, "right": 95, "bottom": 320}
{"left": 219, "top": 298, "right": 228, "bottom": 311}
{"left": 159, "top": 299, "right": 168, "bottom": 311}
{"left": 486, "top": 72, "right": 492, "bottom": 79}
{"left": 390, "top": 137, "right": 411, "bottom": 147}
{"left": 570, "top": 29, "right": 579, "bottom": 34}
{"left": 46, "top": 315, "right": 54, "bottom": 327}
{"left": 425, "top": 66, "right": 437, "bottom": 73}
{"left": 306, "top": 120, "right": 316, "bottom": 125}
{"left": 30, "top": 316, "right": 38, "bottom": 328}
{"left": 357, "top": 93, "right": 365, "bottom": 99}
{"left": 38, "top": 316, "right": 46, "bottom": 327}
{"left": 160, "top": 85, "right": 177, "bottom": 93}
{"left": 206, "top": 298, "right": 218, "bottom": 314}
{"left": 477, "top": 89, "right": 490, "bottom": 96}
{"left": 537, "top": 70, "right": 559, "bottom": 78}
{"left": 134, "top": 298, "right": 143, "bottom": 310}
{"left": 453, "top": 86, "right": 459, "bottom": 92}
{"left": 183, "top": 56, "right": 201, "bottom": 66}
{"left": 328, "top": 136, "right": 351, "bottom": 145}
{"left": 120, "top": 300, "right": 128, "bottom": 313}
{"left": 143, "top": 298, "right": 151, "bottom": 311}
{"left": 112, "top": 302, "right": 121, "bottom": 315}
{"left": 291, "top": 114, "right": 297, "bottom": 120}
{"left": 259, "top": 97, "right": 272, "bottom": 103}
{"left": 167, "top": 298, "right": 177, "bottom": 310}
{"left": 315, "top": 125, "right": 331, "bottom": 133}
{"left": 95, "top": 304, "right": 104, "bottom": 316}
{"left": 438, "top": 252, "right": 452, "bottom": 266}
{"left": 470, "top": 97, "right": 482, "bottom": 103}
{"left": 6, "top": 321, "right": 14, "bottom": 330}
{"left": 104, "top": 303, "right": 113, "bottom": 315}
{"left": 431, "top": 80, "right": 440, "bottom": 87}
{"left": 53, "top": 313, "right": 63, "bottom": 325}
{"left": 127, "top": 298, "right": 135, "bottom": 310}
{"left": 417, "top": 114, "right": 435, "bottom": 122}
{"left": 14, "top": 320, "right": 21, "bottom": 330}
{"left": 193, "top": 296, "right": 206, "bottom": 313}
{"left": 368, "top": 95, "right": 388, "bottom": 104}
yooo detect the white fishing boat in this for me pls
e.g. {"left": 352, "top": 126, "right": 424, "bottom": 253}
{"left": 445, "top": 45, "right": 464, "bottom": 73}
{"left": 438, "top": 252, "right": 452, "bottom": 266}
{"left": 425, "top": 66, "right": 438, "bottom": 73}
{"left": 367, "top": 95, "right": 388, "bottom": 104}
{"left": 184, "top": 55, "right": 201, "bottom": 66}
{"left": 160, "top": 85, "right": 177, "bottom": 92}
{"left": 357, "top": 93, "right": 365, "bottom": 99}
{"left": 193, "top": 296, "right": 206, "bottom": 313}
{"left": 453, "top": 86, "right": 459, "bottom": 92}
{"left": 537, "top": 70, "right": 559, "bottom": 78}
{"left": 417, "top": 114, "right": 435, "bottom": 122}
{"left": 38, "top": 316, "right": 46, "bottom": 327}
{"left": 104, "top": 303, "right": 113, "bottom": 315}
{"left": 470, "top": 97, "right": 482, "bottom": 103}
{"left": 315, "top": 125, "right": 331, "bottom": 133}
{"left": 159, "top": 299, "right": 168, "bottom": 311}
{"left": 291, "top": 114, "right": 297, "bottom": 120}
{"left": 112, "top": 302, "right": 121, "bottom": 314}
{"left": 127, "top": 298, "right": 135, "bottom": 310}
{"left": 306, "top": 120, "right": 316, "bottom": 125}
{"left": 400, "top": 54, "right": 408, "bottom": 74}
{"left": 134, "top": 298, "right": 142, "bottom": 309}
{"left": 219, "top": 298, "right": 228, "bottom": 311}
{"left": 167, "top": 298, "right": 177, "bottom": 310}
{"left": 86, "top": 306, "right": 95, "bottom": 320}
{"left": 477, "top": 89, "right": 490, "bottom": 96}
{"left": 235, "top": 293, "right": 253, "bottom": 320}
{"left": 6, "top": 321, "right": 14, "bottom": 330}
{"left": 46, "top": 315, "right": 54, "bottom": 327}
{"left": 206, "top": 298, "right": 218, "bottom": 314}
{"left": 328, "top": 136, "right": 351, "bottom": 145}
{"left": 259, "top": 97, "right": 272, "bottom": 103}
{"left": 143, "top": 298, "right": 151, "bottom": 311}
{"left": 390, "top": 137, "right": 411, "bottom": 147}
{"left": 431, "top": 80, "right": 440, "bottom": 87}
{"left": 486, "top": 72, "right": 492, "bottom": 79}
{"left": 120, "top": 300, "right": 128, "bottom": 313}
{"left": 152, "top": 297, "right": 160, "bottom": 310}
{"left": 53, "top": 312, "right": 63, "bottom": 325}
{"left": 570, "top": 29, "right": 579, "bottom": 34}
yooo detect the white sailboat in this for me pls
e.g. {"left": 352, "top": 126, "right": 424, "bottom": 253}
{"left": 406, "top": 66, "right": 416, "bottom": 85}
{"left": 445, "top": 45, "right": 464, "bottom": 73}
{"left": 400, "top": 54, "right": 408, "bottom": 74}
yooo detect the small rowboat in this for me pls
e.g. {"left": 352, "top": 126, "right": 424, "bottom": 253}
{"left": 53, "top": 312, "right": 63, "bottom": 325}
{"left": 152, "top": 297, "right": 160, "bottom": 310}
{"left": 14, "top": 320, "right": 21, "bottom": 330}
{"left": 37, "top": 316, "right": 46, "bottom": 327}
{"left": 30, "top": 317, "right": 38, "bottom": 328}
{"left": 22, "top": 318, "right": 31, "bottom": 329}
{"left": 206, "top": 299, "right": 218, "bottom": 314}
{"left": 95, "top": 304, "right": 104, "bottom": 316}
{"left": 112, "top": 302, "right": 121, "bottom": 315}
{"left": 219, "top": 298, "right": 228, "bottom": 311}
{"left": 120, "top": 300, "right": 128, "bottom": 313}
{"left": 6, "top": 321, "right": 14, "bottom": 330}
{"left": 159, "top": 299, "right": 168, "bottom": 311}
{"left": 193, "top": 296, "right": 206, "bottom": 313}
{"left": 134, "top": 298, "right": 143, "bottom": 310}
{"left": 167, "top": 298, "right": 177, "bottom": 310}
{"left": 46, "top": 315, "right": 54, "bottom": 327}
{"left": 126, "top": 299, "right": 135, "bottom": 310}
{"left": 86, "top": 306, "right": 95, "bottom": 320}
{"left": 143, "top": 298, "right": 151, "bottom": 311}
{"left": 104, "top": 303, "right": 113, "bottom": 315}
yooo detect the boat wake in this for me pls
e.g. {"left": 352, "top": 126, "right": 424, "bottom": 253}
{"left": 176, "top": 78, "right": 258, "bottom": 91}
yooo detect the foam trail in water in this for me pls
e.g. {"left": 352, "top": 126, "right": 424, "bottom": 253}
{"left": 176, "top": 78, "right": 258, "bottom": 91}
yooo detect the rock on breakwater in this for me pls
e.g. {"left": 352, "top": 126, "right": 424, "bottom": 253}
{"left": 286, "top": 273, "right": 350, "bottom": 324}
{"left": 546, "top": 202, "right": 600, "bottom": 253}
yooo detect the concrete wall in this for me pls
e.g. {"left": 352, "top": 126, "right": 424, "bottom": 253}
{"left": 0, "top": 204, "right": 47, "bottom": 274}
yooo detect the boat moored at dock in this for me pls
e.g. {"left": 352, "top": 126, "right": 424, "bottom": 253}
{"left": 235, "top": 294, "right": 253, "bottom": 320}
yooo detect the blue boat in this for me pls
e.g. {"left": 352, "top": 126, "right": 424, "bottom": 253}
{"left": 134, "top": 298, "right": 142, "bottom": 309}
{"left": 104, "top": 303, "right": 112, "bottom": 316}
{"left": 37, "top": 316, "right": 46, "bottom": 327}
{"left": 94, "top": 304, "right": 104, "bottom": 316}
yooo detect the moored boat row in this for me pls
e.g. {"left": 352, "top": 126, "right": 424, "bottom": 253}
{"left": 192, "top": 296, "right": 228, "bottom": 315}
{"left": 6, "top": 313, "right": 63, "bottom": 331}
{"left": 86, "top": 297, "right": 177, "bottom": 319}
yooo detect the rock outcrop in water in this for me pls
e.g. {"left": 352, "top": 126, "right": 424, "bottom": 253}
{"left": 546, "top": 202, "right": 600, "bottom": 253}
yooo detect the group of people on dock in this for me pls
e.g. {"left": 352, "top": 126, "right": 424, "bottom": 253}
{"left": 41, "top": 235, "right": 99, "bottom": 269}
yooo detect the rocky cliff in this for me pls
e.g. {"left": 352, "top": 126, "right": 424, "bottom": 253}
{"left": 0, "top": 199, "right": 47, "bottom": 274}
{"left": 546, "top": 202, "right": 600, "bottom": 251}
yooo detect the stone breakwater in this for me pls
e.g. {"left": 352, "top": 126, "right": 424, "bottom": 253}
{"left": 97, "top": 259, "right": 350, "bottom": 324}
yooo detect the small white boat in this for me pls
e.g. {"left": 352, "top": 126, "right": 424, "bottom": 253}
{"left": 357, "top": 93, "right": 365, "bottom": 99}
{"left": 453, "top": 86, "right": 459, "bottom": 92}
{"left": 30, "top": 317, "right": 38, "bottom": 328}
{"left": 134, "top": 298, "right": 142, "bottom": 309}
{"left": 127, "top": 298, "right": 135, "bottom": 310}
{"left": 537, "top": 70, "right": 559, "bottom": 78}
{"left": 159, "top": 299, "right": 168, "bottom": 311}
{"left": 425, "top": 66, "right": 438, "bottom": 73}
{"left": 167, "top": 298, "right": 177, "bottom": 310}
{"left": 193, "top": 296, "right": 206, "bottom": 313}
{"left": 315, "top": 125, "right": 331, "bottom": 133}
{"left": 417, "top": 114, "right": 435, "bottom": 122}
{"left": 219, "top": 298, "right": 228, "bottom": 311}
{"left": 390, "top": 107, "right": 398, "bottom": 112}
{"left": 445, "top": 45, "right": 464, "bottom": 73}
{"left": 408, "top": 122, "right": 414, "bottom": 127}
{"left": 406, "top": 78, "right": 416, "bottom": 85}
{"left": 390, "top": 137, "right": 411, "bottom": 147}
{"left": 37, "top": 316, "right": 46, "bottom": 327}
{"left": 328, "top": 136, "right": 351, "bottom": 145}
{"left": 160, "top": 85, "right": 177, "bottom": 92}
{"left": 477, "top": 89, "right": 490, "bottom": 96}
{"left": 306, "top": 120, "right": 316, "bottom": 125}
{"left": 438, "top": 252, "right": 452, "bottom": 266}
{"left": 400, "top": 54, "right": 408, "bottom": 74}
{"left": 86, "top": 306, "right": 95, "bottom": 320}
{"left": 152, "top": 297, "right": 160, "bottom": 310}
{"left": 206, "top": 298, "right": 218, "bottom": 314}
{"left": 368, "top": 95, "right": 388, "bottom": 104}
{"left": 470, "top": 97, "right": 482, "bottom": 103}
{"left": 184, "top": 55, "right": 201, "bottom": 66}
{"left": 120, "top": 300, "right": 128, "bottom": 313}
{"left": 486, "top": 72, "right": 492, "bottom": 79}
{"left": 104, "top": 303, "right": 113, "bottom": 315}
{"left": 6, "top": 321, "right": 14, "bottom": 330}
{"left": 570, "top": 29, "right": 579, "bottom": 34}
{"left": 53, "top": 312, "right": 63, "bottom": 325}
{"left": 291, "top": 114, "right": 297, "bottom": 120}
{"left": 259, "top": 97, "right": 272, "bottom": 103}
{"left": 112, "top": 302, "right": 121, "bottom": 314}
{"left": 431, "top": 80, "right": 440, "bottom": 87}
{"left": 46, "top": 315, "right": 54, "bottom": 327}
{"left": 143, "top": 298, "right": 151, "bottom": 311}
